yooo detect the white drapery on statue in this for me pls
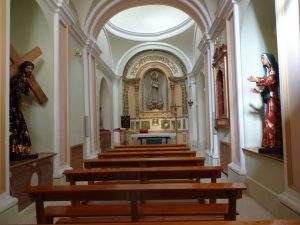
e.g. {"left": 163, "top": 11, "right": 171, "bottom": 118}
{"left": 142, "top": 69, "right": 167, "bottom": 111}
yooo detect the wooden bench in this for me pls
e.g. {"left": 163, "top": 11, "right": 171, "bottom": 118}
{"left": 107, "top": 147, "right": 191, "bottom": 152}
{"left": 14, "top": 220, "right": 300, "bottom": 225}
{"left": 64, "top": 166, "right": 222, "bottom": 185}
{"left": 84, "top": 157, "right": 205, "bottom": 169}
{"left": 29, "top": 182, "right": 246, "bottom": 223}
{"left": 114, "top": 144, "right": 187, "bottom": 149}
{"left": 98, "top": 151, "right": 197, "bottom": 159}
{"left": 54, "top": 220, "right": 300, "bottom": 225}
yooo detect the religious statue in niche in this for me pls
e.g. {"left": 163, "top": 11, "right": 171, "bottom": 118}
{"left": 146, "top": 70, "right": 164, "bottom": 110}
{"left": 248, "top": 53, "right": 282, "bottom": 153}
{"left": 9, "top": 61, "right": 38, "bottom": 161}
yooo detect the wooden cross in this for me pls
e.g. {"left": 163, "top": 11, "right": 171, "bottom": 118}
{"left": 10, "top": 45, "right": 48, "bottom": 105}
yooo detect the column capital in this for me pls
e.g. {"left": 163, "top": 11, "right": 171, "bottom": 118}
{"left": 232, "top": 0, "right": 241, "bottom": 4}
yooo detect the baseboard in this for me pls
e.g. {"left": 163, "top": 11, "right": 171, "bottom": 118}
{"left": 247, "top": 176, "right": 300, "bottom": 218}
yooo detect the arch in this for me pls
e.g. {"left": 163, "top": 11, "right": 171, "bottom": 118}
{"left": 99, "top": 77, "right": 112, "bottom": 130}
{"left": 84, "top": 0, "right": 212, "bottom": 40}
{"left": 116, "top": 42, "right": 193, "bottom": 76}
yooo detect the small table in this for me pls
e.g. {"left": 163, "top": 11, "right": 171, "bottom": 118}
{"left": 132, "top": 133, "right": 176, "bottom": 145}
{"left": 10, "top": 152, "right": 55, "bottom": 211}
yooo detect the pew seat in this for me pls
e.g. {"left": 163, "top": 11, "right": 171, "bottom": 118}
{"left": 53, "top": 202, "right": 228, "bottom": 224}
{"left": 54, "top": 220, "right": 300, "bottom": 225}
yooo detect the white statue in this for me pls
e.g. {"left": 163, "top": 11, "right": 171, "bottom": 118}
{"left": 147, "top": 71, "right": 163, "bottom": 110}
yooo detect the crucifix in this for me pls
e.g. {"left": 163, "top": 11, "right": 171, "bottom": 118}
{"left": 10, "top": 45, "right": 48, "bottom": 104}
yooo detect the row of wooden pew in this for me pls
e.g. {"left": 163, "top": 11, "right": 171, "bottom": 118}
{"left": 28, "top": 143, "right": 247, "bottom": 224}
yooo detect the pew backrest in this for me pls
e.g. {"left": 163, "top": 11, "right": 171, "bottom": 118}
{"left": 84, "top": 157, "right": 205, "bottom": 168}
{"left": 98, "top": 151, "right": 196, "bottom": 159}
{"left": 64, "top": 166, "right": 222, "bottom": 184}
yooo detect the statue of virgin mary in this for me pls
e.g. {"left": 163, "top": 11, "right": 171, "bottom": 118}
{"left": 146, "top": 71, "right": 164, "bottom": 110}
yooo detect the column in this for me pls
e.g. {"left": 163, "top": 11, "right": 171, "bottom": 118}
{"left": 112, "top": 77, "right": 121, "bottom": 129}
{"left": 227, "top": 0, "right": 246, "bottom": 175}
{"left": 83, "top": 47, "right": 92, "bottom": 158}
{"left": 187, "top": 74, "right": 198, "bottom": 148}
{"left": 87, "top": 53, "right": 98, "bottom": 158}
{"left": 207, "top": 39, "right": 219, "bottom": 159}
{"left": 276, "top": 0, "right": 300, "bottom": 214}
{"left": 134, "top": 80, "right": 140, "bottom": 117}
{"left": 0, "top": 0, "right": 18, "bottom": 212}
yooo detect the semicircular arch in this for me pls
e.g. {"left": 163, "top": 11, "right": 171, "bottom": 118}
{"left": 116, "top": 42, "right": 193, "bottom": 76}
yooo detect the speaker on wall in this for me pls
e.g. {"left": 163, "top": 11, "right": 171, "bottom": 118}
{"left": 121, "top": 115, "right": 130, "bottom": 129}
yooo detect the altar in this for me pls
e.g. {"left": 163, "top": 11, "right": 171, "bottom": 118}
{"left": 132, "top": 133, "right": 176, "bottom": 145}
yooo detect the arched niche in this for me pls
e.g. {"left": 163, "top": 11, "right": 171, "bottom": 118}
{"left": 240, "top": 0, "right": 278, "bottom": 147}
{"left": 123, "top": 50, "right": 187, "bottom": 119}
{"left": 10, "top": 0, "right": 53, "bottom": 153}
{"left": 141, "top": 68, "right": 168, "bottom": 111}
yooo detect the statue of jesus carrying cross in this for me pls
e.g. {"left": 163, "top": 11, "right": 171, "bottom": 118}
{"left": 9, "top": 45, "right": 48, "bottom": 161}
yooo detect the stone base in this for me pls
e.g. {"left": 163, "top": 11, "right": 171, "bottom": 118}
{"left": 258, "top": 147, "right": 283, "bottom": 156}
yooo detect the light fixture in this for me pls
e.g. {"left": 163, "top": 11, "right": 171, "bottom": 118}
{"left": 187, "top": 99, "right": 194, "bottom": 107}
{"left": 74, "top": 48, "right": 82, "bottom": 57}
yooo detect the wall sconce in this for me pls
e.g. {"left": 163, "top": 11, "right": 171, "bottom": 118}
{"left": 74, "top": 48, "right": 82, "bottom": 57}
{"left": 187, "top": 99, "right": 194, "bottom": 107}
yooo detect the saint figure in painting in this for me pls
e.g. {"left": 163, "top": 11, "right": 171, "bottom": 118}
{"left": 248, "top": 53, "right": 282, "bottom": 152}
{"left": 9, "top": 61, "right": 37, "bottom": 160}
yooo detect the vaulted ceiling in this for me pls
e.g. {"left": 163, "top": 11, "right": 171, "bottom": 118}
{"left": 69, "top": 0, "right": 220, "bottom": 76}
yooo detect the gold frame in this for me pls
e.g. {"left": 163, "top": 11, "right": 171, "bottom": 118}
{"left": 212, "top": 44, "right": 230, "bottom": 129}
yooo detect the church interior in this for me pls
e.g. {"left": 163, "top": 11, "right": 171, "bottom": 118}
{"left": 1, "top": 0, "right": 300, "bottom": 224}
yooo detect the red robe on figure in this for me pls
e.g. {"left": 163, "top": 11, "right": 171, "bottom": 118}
{"left": 256, "top": 74, "right": 282, "bottom": 149}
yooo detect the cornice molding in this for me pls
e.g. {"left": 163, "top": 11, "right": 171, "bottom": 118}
{"left": 208, "top": 0, "right": 233, "bottom": 41}
{"left": 44, "top": 0, "right": 89, "bottom": 47}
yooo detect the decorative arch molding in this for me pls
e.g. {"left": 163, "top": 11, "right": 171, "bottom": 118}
{"left": 116, "top": 42, "right": 193, "bottom": 76}
{"left": 123, "top": 50, "right": 187, "bottom": 79}
{"left": 84, "top": 0, "right": 212, "bottom": 40}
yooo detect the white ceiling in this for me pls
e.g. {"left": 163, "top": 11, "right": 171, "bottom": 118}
{"left": 106, "top": 5, "right": 194, "bottom": 41}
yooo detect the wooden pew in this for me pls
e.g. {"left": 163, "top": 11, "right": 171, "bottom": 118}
{"left": 84, "top": 157, "right": 205, "bottom": 169}
{"left": 64, "top": 166, "right": 222, "bottom": 185}
{"left": 114, "top": 144, "right": 187, "bottom": 149}
{"left": 29, "top": 182, "right": 246, "bottom": 223}
{"left": 98, "top": 151, "right": 197, "bottom": 159}
{"left": 107, "top": 147, "right": 191, "bottom": 152}
{"left": 54, "top": 220, "right": 300, "bottom": 225}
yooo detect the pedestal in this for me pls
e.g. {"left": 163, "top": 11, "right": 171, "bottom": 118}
{"left": 9, "top": 153, "right": 55, "bottom": 211}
